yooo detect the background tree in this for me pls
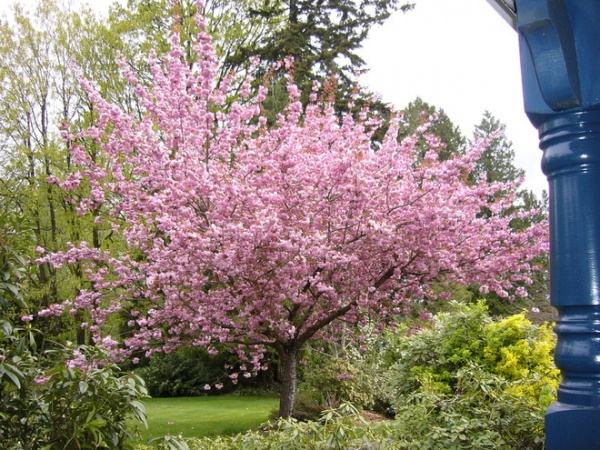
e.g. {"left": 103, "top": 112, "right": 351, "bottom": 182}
{"left": 109, "top": 0, "right": 284, "bottom": 95}
{"left": 0, "top": 0, "right": 136, "bottom": 343}
{"left": 110, "top": 0, "right": 413, "bottom": 114}
{"left": 397, "top": 97, "right": 466, "bottom": 160}
{"left": 38, "top": 19, "right": 547, "bottom": 418}
{"left": 469, "top": 111, "right": 524, "bottom": 185}
{"left": 236, "top": 0, "right": 413, "bottom": 99}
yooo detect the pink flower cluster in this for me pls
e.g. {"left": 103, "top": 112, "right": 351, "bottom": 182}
{"left": 336, "top": 373, "right": 354, "bottom": 380}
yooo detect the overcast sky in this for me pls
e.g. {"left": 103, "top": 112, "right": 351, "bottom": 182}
{"left": 359, "top": 0, "right": 546, "bottom": 197}
{"left": 1, "top": 0, "right": 547, "bottom": 196}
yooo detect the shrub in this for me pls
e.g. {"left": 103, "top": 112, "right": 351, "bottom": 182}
{"left": 300, "top": 355, "right": 375, "bottom": 410}
{"left": 297, "top": 330, "right": 392, "bottom": 416}
{"left": 182, "top": 403, "right": 396, "bottom": 450}
{"left": 0, "top": 321, "right": 148, "bottom": 449}
{"left": 483, "top": 313, "right": 558, "bottom": 406}
{"left": 390, "top": 363, "right": 546, "bottom": 448}
{"left": 383, "top": 300, "right": 558, "bottom": 448}
{"left": 136, "top": 346, "right": 232, "bottom": 397}
{"left": 136, "top": 346, "right": 277, "bottom": 398}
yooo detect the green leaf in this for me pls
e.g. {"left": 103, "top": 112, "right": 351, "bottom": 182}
{"left": 87, "top": 418, "right": 107, "bottom": 428}
{"left": 5, "top": 283, "right": 21, "bottom": 298}
{"left": 0, "top": 362, "right": 23, "bottom": 388}
{"left": 85, "top": 408, "right": 97, "bottom": 424}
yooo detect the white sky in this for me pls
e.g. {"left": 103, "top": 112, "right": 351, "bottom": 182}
{"left": 359, "top": 0, "right": 546, "bottom": 197}
{"left": 1, "top": 0, "right": 547, "bottom": 197}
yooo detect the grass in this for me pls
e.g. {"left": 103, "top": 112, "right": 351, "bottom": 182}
{"left": 135, "top": 395, "right": 279, "bottom": 444}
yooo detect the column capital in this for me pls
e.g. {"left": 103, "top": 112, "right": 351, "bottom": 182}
{"left": 516, "top": 0, "right": 600, "bottom": 127}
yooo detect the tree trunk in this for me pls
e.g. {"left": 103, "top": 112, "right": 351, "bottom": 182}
{"left": 278, "top": 345, "right": 300, "bottom": 418}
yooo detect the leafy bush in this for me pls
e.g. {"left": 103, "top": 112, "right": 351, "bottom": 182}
{"left": 300, "top": 355, "right": 375, "bottom": 410}
{"left": 0, "top": 321, "right": 148, "bottom": 449}
{"left": 137, "top": 346, "right": 231, "bottom": 397}
{"left": 296, "top": 330, "right": 392, "bottom": 417}
{"left": 0, "top": 217, "right": 148, "bottom": 448}
{"left": 390, "top": 363, "right": 546, "bottom": 448}
{"left": 383, "top": 300, "right": 558, "bottom": 448}
{"left": 0, "top": 213, "right": 33, "bottom": 318}
{"left": 483, "top": 313, "right": 558, "bottom": 405}
{"left": 137, "top": 346, "right": 277, "bottom": 397}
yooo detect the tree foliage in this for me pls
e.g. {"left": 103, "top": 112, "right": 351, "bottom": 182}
{"left": 108, "top": 0, "right": 414, "bottom": 118}
{"left": 398, "top": 97, "right": 466, "bottom": 161}
{"left": 470, "top": 111, "right": 524, "bottom": 185}
{"left": 0, "top": 0, "right": 155, "bottom": 348}
{"left": 466, "top": 112, "right": 550, "bottom": 315}
{"left": 109, "top": 0, "right": 282, "bottom": 91}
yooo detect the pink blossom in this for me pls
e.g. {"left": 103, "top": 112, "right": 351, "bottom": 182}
{"left": 336, "top": 373, "right": 354, "bottom": 380}
{"left": 34, "top": 375, "right": 52, "bottom": 385}
{"left": 100, "top": 336, "right": 119, "bottom": 349}
{"left": 21, "top": 315, "right": 33, "bottom": 322}
{"left": 66, "top": 350, "right": 93, "bottom": 371}
{"left": 46, "top": 175, "right": 60, "bottom": 185}
{"left": 419, "top": 310, "right": 433, "bottom": 322}
{"left": 38, "top": 304, "right": 65, "bottom": 318}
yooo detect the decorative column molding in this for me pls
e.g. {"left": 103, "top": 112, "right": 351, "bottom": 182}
{"left": 515, "top": 1, "right": 600, "bottom": 448}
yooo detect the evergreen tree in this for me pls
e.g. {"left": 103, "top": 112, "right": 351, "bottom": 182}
{"left": 230, "top": 0, "right": 413, "bottom": 96}
{"left": 398, "top": 97, "right": 466, "bottom": 160}
{"left": 469, "top": 111, "right": 524, "bottom": 185}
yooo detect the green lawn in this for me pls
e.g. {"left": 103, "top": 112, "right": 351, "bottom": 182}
{"left": 135, "top": 395, "right": 279, "bottom": 443}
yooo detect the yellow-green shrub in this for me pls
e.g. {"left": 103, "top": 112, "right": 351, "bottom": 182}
{"left": 483, "top": 313, "right": 559, "bottom": 406}
{"left": 384, "top": 300, "right": 559, "bottom": 448}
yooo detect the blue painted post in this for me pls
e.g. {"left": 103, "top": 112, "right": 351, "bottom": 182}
{"left": 516, "top": 0, "right": 600, "bottom": 448}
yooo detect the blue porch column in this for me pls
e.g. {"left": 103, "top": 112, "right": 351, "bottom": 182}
{"left": 516, "top": 1, "right": 600, "bottom": 448}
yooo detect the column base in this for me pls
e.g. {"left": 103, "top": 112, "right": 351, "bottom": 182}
{"left": 546, "top": 401, "right": 600, "bottom": 449}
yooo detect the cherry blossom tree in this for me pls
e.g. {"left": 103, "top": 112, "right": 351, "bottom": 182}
{"left": 37, "top": 12, "right": 548, "bottom": 417}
